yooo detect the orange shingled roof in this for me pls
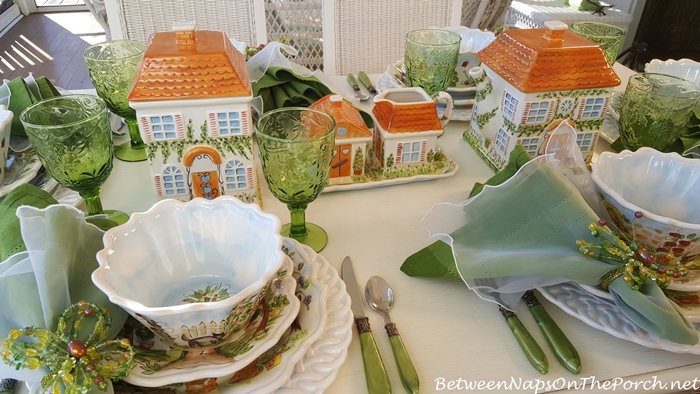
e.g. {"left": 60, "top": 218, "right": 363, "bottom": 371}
{"left": 372, "top": 101, "right": 441, "bottom": 133}
{"left": 477, "top": 28, "right": 621, "bottom": 93}
{"left": 128, "top": 30, "right": 252, "bottom": 101}
{"left": 310, "top": 95, "right": 372, "bottom": 139}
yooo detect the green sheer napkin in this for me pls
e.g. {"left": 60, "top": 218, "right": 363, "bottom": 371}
{"left": 0, "top": 75, "right": 61, "bottom": 137}
{"left": 0, "top": 184, "right": 127, "bottom": 383}
{"left": 401, "top": 147, "right": 698, "bottom": 345}
{"left": 253, "top": 66, "right": 334, "bottom": 112}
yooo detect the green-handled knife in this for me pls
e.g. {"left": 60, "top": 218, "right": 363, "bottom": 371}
{"left": 498, "top": 305, "right": 548, "bottom": 374}
{"left": 358, "top": 71, "right": 379, "bottom": 96}
{"left": 522, "top": 291, "right": 581, "bottom": 374}
{"left": 341, "top": 257, "right": 392, "bottom": 394}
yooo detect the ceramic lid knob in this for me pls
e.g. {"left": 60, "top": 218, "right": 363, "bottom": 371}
{"left": 330, "top": 94, "right": 343, "bottom": 108}
{"left": 543, "top": 21, "right": 568, "bottom": 47}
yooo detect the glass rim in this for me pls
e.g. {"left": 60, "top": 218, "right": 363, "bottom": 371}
{"left": 570, "top": 22, "right": 625, "bottom": 37}
{"left": 20, "top": 94, "right": 108, "bottom": 129}
{"left": 255, "top": 107, "right": 336, "bottom": 143}
{"left": 628, "top": 73, "right": 700, "bottom": 98}
{"left": 406, "top": 29, "right": 462, "bottom": 46}
{"left": 83, "top": 39, "right": 147, "bottom": 62}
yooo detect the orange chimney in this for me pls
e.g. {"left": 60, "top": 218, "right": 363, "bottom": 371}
{"left": 173, "top": 21, "right": 197, "bottom": 52}
{"left": 330, "top": 94, "right": 343, "bottom": 110}
{"left": 542, "top": 20, "right": 568, "bottom": 48}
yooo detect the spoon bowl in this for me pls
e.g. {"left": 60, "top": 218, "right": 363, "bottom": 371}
{"left": 365, "top": 276, "right": 394, "bottom": 318}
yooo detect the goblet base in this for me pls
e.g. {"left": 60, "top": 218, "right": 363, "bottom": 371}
{"left": 114, "top": 142, "right": 147, "bottom": 162}
{"left": 281, "top": 222, "right": 327, "bottom": 252}
{"left": 105, "top": 209, "right": 129, "bottom": 225}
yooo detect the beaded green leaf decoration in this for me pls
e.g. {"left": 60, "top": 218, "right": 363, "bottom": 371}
{"left": 577, "top": 218, "right": 688, "bottom": 290}
{"left": 2, "top": 301, "right": 135, "bottom": 394}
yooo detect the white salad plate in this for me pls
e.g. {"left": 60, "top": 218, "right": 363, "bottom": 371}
{"left": 538, "top": 282, "right": 700, "bottom": 355}
{"left": 116, "top": 238, "right": 353, "bottom": 394}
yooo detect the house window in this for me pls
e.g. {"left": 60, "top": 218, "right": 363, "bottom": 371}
{"left": 518, "top": 137, "right": 540, "bottom": 157}
{"left": 217, "top": 112, "right": 242, "bottom": 135}
{"left": 471, "top": 104, "right": 478, "bottom": 125}
{"left": 577, "top": 97, "right": 606, "bottom": 119}
{"left": 524, "top": 101, "right": 552, "bottom": 124}
{"left": 576, "top": 132, "right": 595, "bottom": 152}
{"left": 337, "top": 127, "right": 347, "bottom": 136}
{"left": 150, "top": 115, "right": 177, "bottom": 140}
{"left": 495, "top": 129, "right": 510, "bottom": 154}
{"left": 401, "top": 141, "right": 423, "bottom": 163}
{"left": 502, "top": 92, "right": 518, "bottom": 121}
{"left": 162, "top": 165, "right": 187, "bottom": 195}
{"left": 225, "top": 160, "right": 250, "bottom": 190}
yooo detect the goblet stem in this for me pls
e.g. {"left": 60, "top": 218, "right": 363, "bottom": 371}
{"left": 80, "top": 189, "right": 104, "bottom": 216}
{"left": 288, "top": 205, "right": 309, "bottom": 241}
{"left": 125, "top": 118, "right": 145, "bottom": 150}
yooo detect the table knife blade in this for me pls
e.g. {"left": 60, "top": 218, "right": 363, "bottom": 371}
{"left": 341, "top": 256, "right": 392, "bottom": 394}
{"left": 499, "top": 305, "right": 548, "bottom": 374}
{"left": 522, "top": 290, "right": 581, "bottom": 374}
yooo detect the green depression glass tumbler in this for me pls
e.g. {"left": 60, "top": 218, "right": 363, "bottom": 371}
{"left": 256, "top": 108, "right": 336, "bottom": 252}
{"left": 405, "top": 29, "right": 461, "bottom": 96}
{"left": 20, "top": 95, "right": 128, "bottom": 224}
{"left": 83, "top": 40, "right": 147, "bottom": 162}
{"left": 570, "top": 22, "right": 625, "bottom": 66}
{"left": 618, "top": 73, "right": 700, "bottom": 152}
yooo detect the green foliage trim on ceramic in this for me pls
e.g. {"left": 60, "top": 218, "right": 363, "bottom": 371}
{"left": 503, "top": 117, "right": 517, "bottom": 133}
{"left": 133, "top": 348, "right": 186, "bottom": 375}
{"left": 463, "top": 130, "right": 505, "bottom": 172}
{"left": 477, "top": 108, "right": 498, "bottom": 129}
{"left": 145, "top": 119, "right": 253, "bottom": 164}
{"left": 385, "top": 153, "right": 395, "bottom": 168}
{"left": 514, "top": 123, "right": 547, "bottom": 137}
{"left": 573, "top": 118, "right": 604, "bottom": 131}
{"left": 475, "top": 79, "right": 493, "bottom": 103}
{"left": 181, "top": 283, "right": 232, "bottom": 304}
{"left": 353, "top": 147, "right": 364, "bottom": 171}
{"left": 472, "top": 73, "right": 486, "bottom": 86}
{"left": 535, "top": 89, "right": 610, "bottom": 101}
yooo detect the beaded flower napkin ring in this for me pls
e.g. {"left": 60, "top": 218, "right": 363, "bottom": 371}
{"left": 2, "top": 301, "right": 135, "bottom": 394}
{"left": 577, "top": 217, "right": 688, "bottom": 291}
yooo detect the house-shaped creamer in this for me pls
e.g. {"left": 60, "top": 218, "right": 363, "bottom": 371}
{"left": 128, "top": 22, "right": 258, "bottom": 203}
{"left": 372, "top": 88, "right": 446, "bottom": 169}
{"left": 465, "top": 21, "right": 621, "bottom": 171}
{"left": 310, "top": 95, "right": 372, "bottom": 185}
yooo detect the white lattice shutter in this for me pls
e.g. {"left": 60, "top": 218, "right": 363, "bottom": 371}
{"left": 153, "top": 175, "right": 164, "bottom": 197}
{"left": 396, "top": 143, "right": 403, "bottom": 164}
{"left": 576, "top": 98, "right": 587, "bottom": 120}
{"left": 175, "top": 114, "right": 186, "bottom": 138}
{"left": 545, "top": 100, "right": 556, "bottom": 123}
{"left": 246, "top": 167, "right": 254, "bottom": 188}
{"left": 140, "top": 117, "right": 152, "bottom": 141}
{"left": 209, "top": 112, "right": 220, "bottom": 136}
{"left": 600, "top": 97, "right": 610, "bottom": 118}
{"left": 521, "top": 102, "right": 531, "bottom": 124}
{"left": 420, "top": 141, "right": 427, "bottom": 161}
{"left": 241, "top": 111, "right": 250, "bottom": 135}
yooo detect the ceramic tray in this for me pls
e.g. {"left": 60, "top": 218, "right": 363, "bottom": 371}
{"left": 538, "top": 282, "right": 700, "bottom": 355}
{"left": 115, "top": 238, "right": 353, "bottom": 394}
{"left": 123, "top": 258, "right": 301, "bottom": 387}
{"left": 323, "top": 149, "right": 458, "bottom": 193}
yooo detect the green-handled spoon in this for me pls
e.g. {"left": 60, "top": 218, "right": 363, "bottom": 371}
{"left": 365, "top": 276, "right": 419, "bottom": 394}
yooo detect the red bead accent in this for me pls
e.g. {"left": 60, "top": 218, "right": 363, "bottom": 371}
{"left": 598, "top": 219, "right": 607, "bottom": 227}
{"left": 67, "top": 340, "right": 87, "bottom": 359}
{"left": 673, "top": 271, "right": 681, "bottom": 278}
{"left": 84, "top": 309, "right": 94, "bottom": 317}
{"left": 634, "top": 211, "right": 643, "bottom": 218}
{"left": 94, "top": 375, "right": 104, "bottom": 383}
{"left": 85, "top": 364, "right": 95, "bottom": 372}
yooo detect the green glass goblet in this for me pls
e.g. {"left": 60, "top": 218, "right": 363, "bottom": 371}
{"left": 83, "top": 40, "right": 147, "bottom": 162}
{"left": 256, "top": 107, "right": 336, "bottom": 252}
{"left": 20, "top": 95, "right": 128, "bottom": 224}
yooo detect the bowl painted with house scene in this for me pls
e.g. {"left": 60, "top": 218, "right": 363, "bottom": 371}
{"left": 92, "top": 196, "right": 286, "bottom": 350}
{"left": 592, "top": 148, "right": 700, "bottom": 262}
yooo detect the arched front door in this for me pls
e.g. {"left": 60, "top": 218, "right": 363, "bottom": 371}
{"left": 183, "top": 146, "right": 223, "bottom": 199}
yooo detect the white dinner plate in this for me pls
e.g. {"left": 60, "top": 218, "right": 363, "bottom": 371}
{"left": 538, "top": 282, "right": 700, "bottom": 355}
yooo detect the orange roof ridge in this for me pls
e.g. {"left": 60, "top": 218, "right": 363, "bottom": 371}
{"left": 477, "top": 26, "right": 620, "bottom": 93}
{"left": 373, "top": 101, "right": 441, "bottom": 133}
{"left": 128, "top": 30, "right": 252, "bottom": 101}
{"left": 311, "top": 95, "right": 372, "bottom": 138}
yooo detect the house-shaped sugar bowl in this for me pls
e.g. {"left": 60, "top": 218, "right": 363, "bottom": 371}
{"left": 309, "top": 95, "right": 372, "bottom": 185}
{"left": 128, "top": 22, "right": 258, "bottom": 203}
{"left": 372, "top": 87, "right": 449, "bottom": 171}
{"left": 464, "top": 21, "right": 621, "bottom": 171}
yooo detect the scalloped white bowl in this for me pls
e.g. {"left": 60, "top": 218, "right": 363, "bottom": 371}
{"left": 645, "top": 58, "right": 700, "bottom": 86}
{"left": 592, "top": 148, "right": 700, "bottom": 261}
{"left": 92, "top": 196, "right": 286, "bottom": 350}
